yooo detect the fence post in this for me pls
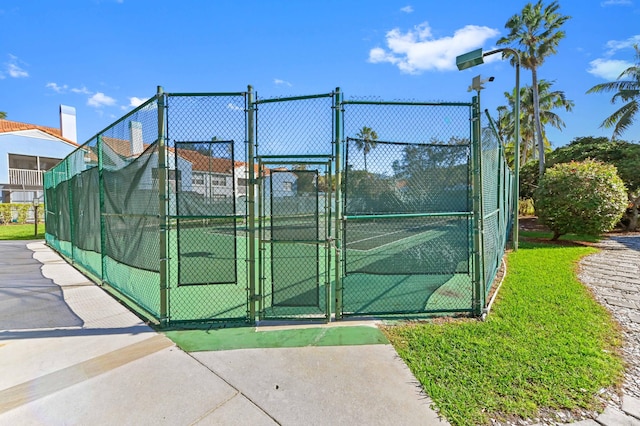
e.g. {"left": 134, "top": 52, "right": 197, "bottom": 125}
{"left": 334, "top": 87, "right": 343, "bottom": 320}
{"left": 247, "top": 85, "right": 257, "bottom": 323}
{"left": 157, "top": 86, "right": 169, "bottom": 327}
{"left": 471, "top": 95, "right": 485, "bottom": 316}
{"left": 98, "top": 135, "right": 106, "bottom": 283}
{"left": 66, "top": 158, "right": 75, "bottom": 263}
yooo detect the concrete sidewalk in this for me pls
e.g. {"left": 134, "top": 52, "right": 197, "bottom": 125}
{"left": 0, "top": 241, "right": 448, "bottom": 425}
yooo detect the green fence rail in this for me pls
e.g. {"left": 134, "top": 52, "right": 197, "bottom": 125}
{"left": 43, "top": 87, "right": 513, "bottom": 326}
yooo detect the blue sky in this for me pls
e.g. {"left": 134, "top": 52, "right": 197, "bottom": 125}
{"left": 1, "top": 0, "right": 639, "bottom": 148}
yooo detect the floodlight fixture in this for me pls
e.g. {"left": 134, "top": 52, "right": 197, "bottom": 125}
{"left": 456, "top": 48, "right": 485, "bottom": 70}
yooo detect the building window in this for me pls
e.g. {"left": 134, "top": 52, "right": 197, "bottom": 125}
{"left": 282, "top": 181, "right": 293, "bottom": 192}
{"left": 9, "top": 154, "right": 38, "bottom": 170}
{"left": 8, "top": 154, "right": 62, "bottom": 171}
{"left": 211, "top": 175, "right": 227, "bottom": 186}
{"left": 152, "top": 168, "right": 182, "bottom": 181}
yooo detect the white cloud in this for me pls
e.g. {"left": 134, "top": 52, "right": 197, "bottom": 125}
{"left": 48, "top": 83, "right": 94, "bottom": 95}
{"left": 121, "top": 96, "right": 149, "bottom": 110}
{"left": 588, "top": 35, "right": 639, "bottom": 80}
{"left": 601, "top": 0, "right": 632, "bottom": 6}
{"left": 5, "top": 55, "right": 28, "bottom": 78}
{"left": 71, "top": 86, "right": 92, "bottom": 94}
{"left": 8, "top": 64, "right": 28, "bottom": 78}
{"left": 129, "top": 96, "right": 148, "bottom": 107}
{"left": 274, "top": 78, "right": 292, "bottom": 87}
{"left": 369, "top": 22, "right": 500, "bottom": 74}
{"left": 587, "top": 58, "right": 633, "bottom": 80}
{"left": 87, "top": 92, "right": 116, "bottom": 107}
{"left": 605, "top": 35, "right": 640, "bottom": 55}
{"left": 400, "top": 5, "right": 413, "bottom": 13}
{"left": 227, "top": 103, "right": 244, "bottom": 111}
{"left": 46, "top": 82, "right": 68, "bottom": 93}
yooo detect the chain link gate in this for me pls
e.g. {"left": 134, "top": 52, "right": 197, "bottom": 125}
{"left": 257, "top": 157, "right": 333, "bottom": 319}
{"left": 252, "top": 92, "right": 339, "bottom": 321}
{"left": 338, "top": 100, "right": 477, "bottom": 318}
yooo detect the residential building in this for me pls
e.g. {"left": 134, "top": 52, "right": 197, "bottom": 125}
{"left": 0, "top": 106, "right": 78, "bottom": 203}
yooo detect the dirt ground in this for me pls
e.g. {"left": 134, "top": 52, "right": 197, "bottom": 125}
{"left": 518, "top": 216, "right": 640, "bottom": 246}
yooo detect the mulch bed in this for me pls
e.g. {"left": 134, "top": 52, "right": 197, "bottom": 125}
{"left": 518, "top": 216, "right": 640, "bottom": 247}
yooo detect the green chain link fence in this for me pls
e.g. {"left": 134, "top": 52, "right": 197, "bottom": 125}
{"left": 341, "top": 100, "right": 475, "bottom": 316}
{"left": 43, "top": 87, "right": 513, "bottom": 326}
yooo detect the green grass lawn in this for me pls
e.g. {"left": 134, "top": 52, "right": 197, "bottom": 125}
{"left": 0, "top": 223, "right": 46, "bottom": 240}
{"left": 383, "top": 239, "right": 624, "bottom": 426}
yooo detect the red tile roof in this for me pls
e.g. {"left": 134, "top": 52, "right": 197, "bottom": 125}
{"left": 176, "top": 149, "right": 235, "bottom": 173}
{"left": 174, "top": 147, "right": 266, "bottom": 175}
{"left": 102, "top": 136, "right": 137, "bottom": 158}
{"left": 0, "top": 119, "right": 77, "bottom": 145}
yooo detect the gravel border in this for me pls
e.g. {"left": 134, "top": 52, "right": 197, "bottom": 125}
{"left": 577, "top": 234, "right": 640, "bottom": 402}
{"left": 492, "top": 233, "right": 640, "bottom": 425}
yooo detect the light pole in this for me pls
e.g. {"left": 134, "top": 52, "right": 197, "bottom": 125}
{"left": 456, "top": 47, "right": 520, "bottom": 251}
{"left": 33, "top": 196, "right": 40, "bottom": 236}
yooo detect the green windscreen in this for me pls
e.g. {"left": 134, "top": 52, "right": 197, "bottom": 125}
{"left": 71, "top": 168, "right": 101, "bottom": 254}
{"left": 103, "top": 143, "right": 160, "bottom": 272}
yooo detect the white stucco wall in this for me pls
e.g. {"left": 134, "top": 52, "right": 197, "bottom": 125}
{"left": 0, "top": 130, "right": 77, "bottom": 183}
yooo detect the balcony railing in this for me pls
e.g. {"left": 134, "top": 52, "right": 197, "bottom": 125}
{"left": 8, "top": 168, "right": 44, "bottom": 187}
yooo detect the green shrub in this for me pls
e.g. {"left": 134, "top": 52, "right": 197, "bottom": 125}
{"left": 16, "top": 204, "right": 30, "bottom": 223}
{"left": 0, "top": 203, "right": 39, "bottom": 224}
{"left": 534, "top": 160, "right": 628, "bottom": 240}
{"left": 0, "top": 204, "right": 12, "bottom": 224}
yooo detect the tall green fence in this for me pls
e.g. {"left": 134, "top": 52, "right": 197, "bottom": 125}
{"left": 44, "top": 87, "right": 513, "bottom": 326}
{"left": 341, "top": 100, "right": 475, "bottom": 317}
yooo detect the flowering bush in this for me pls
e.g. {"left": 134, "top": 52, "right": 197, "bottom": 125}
{"left": 534, "top": 160, "right": 628, "bottom": 240}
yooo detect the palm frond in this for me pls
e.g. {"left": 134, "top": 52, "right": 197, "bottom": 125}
{"left": 588, "top": 45, "right": 640, "bottom": 138}
{"left": 606, "top": 101, "right": 639, "bottom": 139}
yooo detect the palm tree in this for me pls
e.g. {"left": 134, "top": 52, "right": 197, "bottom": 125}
{"left": 587, "top": 45, "right": 640, "bottom": 140}
{"left": 0, "top": 111, "right": 6, "bottom": 119}
{"left": 498, "top": 80, "right": 574, "bottom": 166}
{"left": 498, "top": 0, "right": 570, "bottom": 177}
{"left": 354, "top": 126, "right": 379, "bottom": 172}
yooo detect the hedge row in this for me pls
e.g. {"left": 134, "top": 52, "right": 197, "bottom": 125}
{"left": 0, "top": 203, "right": 44, "bottom": 224}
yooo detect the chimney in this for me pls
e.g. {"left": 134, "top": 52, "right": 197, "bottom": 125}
{"left": 129, "top": 121, "right": 144, "bottom": 155}
{"left": 59, "top": 105, "right": 77, "bottom": 143}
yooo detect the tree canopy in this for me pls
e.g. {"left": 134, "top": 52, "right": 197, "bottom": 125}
{"left": 497, "top": 79, "right": 573, "bottom": 166}
{"left": 353, "top": 126, "right": 379, "bottom": 172}
{"left": 520, "top": 136, "right": 640, "bottom": 197}
{"left": 520, "top": 136, "right": 640, "bottom": 231}
{"left": 498, "top": 0, "right": 570, "bottom": 177}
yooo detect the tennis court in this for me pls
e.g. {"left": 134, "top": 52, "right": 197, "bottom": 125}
{"left": 43, "top": 89, "right": 513, "bottom": 326}
{"left": 341, "top": 215, "right": 473, "bottom": 316}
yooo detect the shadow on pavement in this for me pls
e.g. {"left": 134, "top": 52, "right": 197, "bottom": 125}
{"left": 0, "top": 241, "right": 84, "bottom": 330}
{"left": 0, "top": 325, "right": 154, "bottom": 341}
{"left": 608, "top": 235, "right": 640, "bottom": 252}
